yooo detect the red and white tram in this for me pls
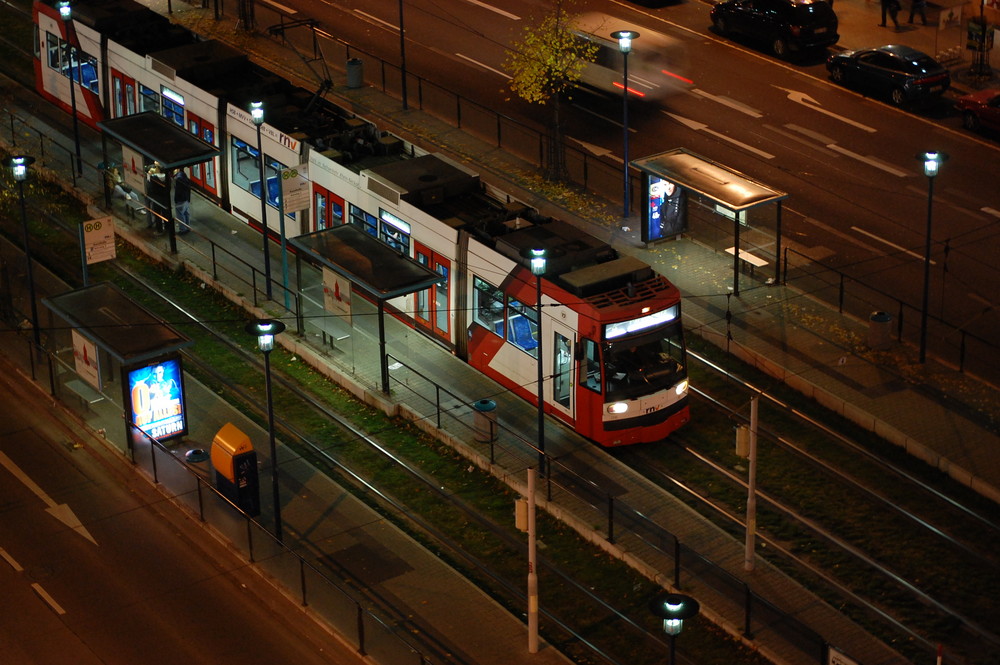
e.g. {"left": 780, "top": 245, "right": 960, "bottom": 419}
{"left": 33, "top": 0, "right": 690, "bottom": 446}
{"left": 308, "top": 152, "right": 690, "bottom": 446}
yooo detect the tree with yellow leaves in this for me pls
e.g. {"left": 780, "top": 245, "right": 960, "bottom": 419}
{"left": 504, "top": 1, "right": 597, "bottom": 180}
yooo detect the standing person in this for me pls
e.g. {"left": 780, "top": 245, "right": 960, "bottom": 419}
{"left": 908, "top": 0, "right": 927, "bottom": 24}
{"left": 879, "top": 0, "right": 900, "bottom": 27}
{"left": 145, "top": 162, "right": 168, "bottom": 232}
{"left": 173, "top": 169, "right": 192, "bottom": 234}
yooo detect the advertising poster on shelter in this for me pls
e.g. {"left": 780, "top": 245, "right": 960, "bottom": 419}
{"left": 127, "top": 356, "right": 187, "bottom": 440}
{"left": 644, "top": 175, "right": 688, "bottom": 243}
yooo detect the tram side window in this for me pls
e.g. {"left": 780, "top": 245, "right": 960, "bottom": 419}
{"left": 579, "top": 338, "right": 601, "bottom": 392}
{"left": 379, "top": 209, "right": 410, "bottom": 254}
{"left": 161, "top": 94, "right": 184, "bottom": 126}
{"left": 231, "top": 138, "right": 283, "bottom": 207}
{"left": 45, "top": 33, "right": 98, "bottom": 94}
{"left": 506, "top": 297, "right": 539, "bottom": 358}
{"left": 46, "top": 33, "right": 59, "bottom": 70}
{"left": 473, "top": 276, "right": 504, "bottom": 333}
{"left": 139, "top": 84, "right": 160, "bottom": 114}
{"left": 349, "top": 204, "right": 377, "bottom": 237}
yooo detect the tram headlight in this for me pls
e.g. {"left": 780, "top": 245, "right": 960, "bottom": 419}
{"left": 675, "top": 380, "right": 689, "bottom": 396}
{"left": 607, "top": 402, "right": 629, "bottom": 415}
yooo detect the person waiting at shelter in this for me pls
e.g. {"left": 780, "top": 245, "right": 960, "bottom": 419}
{"left": 145, "top": 162, "right": 169, "bottom": 232}
{"left": 173, "top": 169, "right": 192, "bottom": 234}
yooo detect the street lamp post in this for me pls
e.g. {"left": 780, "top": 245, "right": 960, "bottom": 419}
{"left": 612, "top": 30, "right": 638, "bottom": 219}
{"left": 6, "top": 155, "right": 41, "bottom": 354}
{"left": 649, "top": 591, "right": 700, "bottom": 665}
{"left": 918, "top": 151, "right": 946, "bottom": 364}
{"left": 246, "top": 319, "right": 286, "bottom": 542}
{"left": 58, "top": 1, "right": 83, "bottom": 178}
{"left": 530, "top": 248, "right": 547, "bottom": 475}
{"left": 250, "top": 101, "right": 273, "bottom": 300}
{"left": 398, "top": 0, "right": 408, "bottom": 110}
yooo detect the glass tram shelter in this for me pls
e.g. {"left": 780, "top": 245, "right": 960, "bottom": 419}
{"left": 632, "top": 148, "right": 788, "bottom": 296}
{"left": 291, "top": 224, "right": 445, "bottom": 394}
{"left": 43, "top": 281, "right": 193, "bottom": 458}
{"left": 99, "top": 111, "right": 220, "bottom": 253}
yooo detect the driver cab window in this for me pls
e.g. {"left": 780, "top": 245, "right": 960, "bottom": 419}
{"left": 579, "top": 338, "right": 601, "bottom": 393}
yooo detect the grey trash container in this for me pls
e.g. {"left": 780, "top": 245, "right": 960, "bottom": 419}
{"left": 867, "top": 311, "right": 893, "bottom": 350}
{"left": 472, "top": 399, "right": 497, "bottom": 442}
{"left": 346, "top": 58, "right": 363, "bottom": 89}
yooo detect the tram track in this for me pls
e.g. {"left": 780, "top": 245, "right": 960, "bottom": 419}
{"left": 110, "top": 262, "right": 677, "bottom": 665}
{"left": 610, "top": 347, "right": 1000, "bottom": 664}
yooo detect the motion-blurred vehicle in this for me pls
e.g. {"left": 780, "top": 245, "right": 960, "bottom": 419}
{"left": 710, "top": 0, "right": 839, "bottom": 58}
{"left": 954, "top": 88, "right": 1000, "bottom": 132}
{"left": 570, "top": 12, "right": 692, "bottom": 102}
{"left": 826, "top": 44, "right": 950, "bottom": 106}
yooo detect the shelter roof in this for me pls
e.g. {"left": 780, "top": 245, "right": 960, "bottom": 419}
{"left": 43, "top": 282, "right": 192, "bottom": 364}
{"left": 632, "top": 148, "right": 788, "bottom": 211}
{"left": 98, "top": 112, "right": 220, "bottom": 170}
{"left": 290, "top": 225, "right": 443, "bottom": 300}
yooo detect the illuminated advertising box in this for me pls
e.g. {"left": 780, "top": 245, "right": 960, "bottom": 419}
{"left": 642, "top": 175, "right": 688, "bottom": 243}
{"left": 127, "top": 356, "right": 188, "bottom": 441}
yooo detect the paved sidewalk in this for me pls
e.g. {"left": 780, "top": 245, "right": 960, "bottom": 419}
{"left": 2, "top": 2, "right": 999, "bottom": 665}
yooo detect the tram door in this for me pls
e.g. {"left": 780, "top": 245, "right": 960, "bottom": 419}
{"left": 414, "top": 241, "right": 451, "bottom": 343}
{"left": 549, "top": 323, "right": 575, "bottom": 421}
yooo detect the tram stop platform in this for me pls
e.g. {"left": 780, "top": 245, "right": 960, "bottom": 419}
{"left": 1, "top": 2, "right": 998, "bottom": 665}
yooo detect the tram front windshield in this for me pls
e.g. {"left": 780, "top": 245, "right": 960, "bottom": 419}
{"left": 604, "top": 328, "right": 685, "bottom": 398}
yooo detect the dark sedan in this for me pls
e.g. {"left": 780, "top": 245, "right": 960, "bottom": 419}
{"left": 826, "top": 45, "right": 950, "bottom": 106}
{"left": 710, "top": 0, "right": 839, "bottom": 58}
{"left": 955, "top": 89, "right": 1000, "bottom": 132}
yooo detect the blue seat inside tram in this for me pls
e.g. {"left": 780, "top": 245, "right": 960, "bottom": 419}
{"left": 250, "top": 176, "right": 280, "bottom": 207}
{"left": 496, "top": 315, "right": 537, "bottom": 351}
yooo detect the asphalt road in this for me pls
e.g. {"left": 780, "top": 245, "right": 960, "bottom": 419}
{"left": 276, "top": 0, "right": 1000, "bottom": 351}
{"left": 0, "top": 353, "right": 365, "bottom": 665}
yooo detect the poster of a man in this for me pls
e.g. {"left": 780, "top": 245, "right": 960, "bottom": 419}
{"left": 646, "top": 176, "right": 687, "bottom": 242}
{"left": 128, "top": 357, "right": 187, "bottom": 440}
{"left": 146, "top": 364, "right": 178, "bottom": 406}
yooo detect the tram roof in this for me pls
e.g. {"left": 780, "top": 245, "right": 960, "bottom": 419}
{"left": 632, "top": 148, "right": 788, "bottom": 211}
{"left": 99, "top": 112, "right": 221, "bottom": 170}
{"left": 43, "top": 281, "right": 192, "bottom": 364}
{"left": 290, "top": 225, "right": 444, "bottom": 300}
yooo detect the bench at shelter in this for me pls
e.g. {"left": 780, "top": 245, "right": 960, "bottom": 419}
{"left": 64, "top": 378, "right": 105, "bottom": 409}
{"left": 725, "top": 246, "right": 769, "bottom": 277}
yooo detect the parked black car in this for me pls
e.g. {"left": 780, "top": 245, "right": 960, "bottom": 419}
{"left": 826, "top": 45, "right": 950, "bottom": 106}
{"left": 710, "top": 0, "right": 839, "bottom": 58}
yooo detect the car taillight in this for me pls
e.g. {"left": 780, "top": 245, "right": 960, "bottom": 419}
{"left": 790, "top": 25, "right": 802, "bottom": 36}
{"left": 913, "top": 74, "right": 946, "bottom": 85}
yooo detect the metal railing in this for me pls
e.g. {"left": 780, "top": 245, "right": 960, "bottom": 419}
{"left": 129, "top": 421, "right": 441, "bottom": 665}
{"left": 783, "top": 246, "right": 1000, "bottom": 387}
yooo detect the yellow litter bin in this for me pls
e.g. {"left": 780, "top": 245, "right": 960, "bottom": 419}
{"left": 211, "top": 422, "right": 260, "bottom": 516}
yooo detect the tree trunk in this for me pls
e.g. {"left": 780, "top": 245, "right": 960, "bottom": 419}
{"left": 546, "top": 90, "right": 567, "bottom": 182}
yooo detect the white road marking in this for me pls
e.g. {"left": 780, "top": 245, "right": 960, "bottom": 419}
{"left": 801, "top": 217, "right": 882, "bottom": 253}
{"left": 459, "top": 0, "right": 519, "bottom": 20}
{"left": 826, "top": 144, "right": 909, "bottom": 177}
{"left": 31, "top": 583, "right": 66, "bottom": 615}
{"left": 567, "top": 137, "right": 614, "bottom": 157}
{"left": 851, "top": 226, "right": 935, "bottom": 263}
{"left": 354, "top": 10, "right": 397, "bottom": 31}
{"left": 689, "top": 88, "right": 763, "bottom": 117}
{"left": 454, "top": 53, "right": 510, "bottom": 79}
{"left": 775, "top": 87, "right": 877, "bottom": 133}
{"left": 664, "top": 112, "right": 774, "bottom": 159}
{"left": 0, "top": 450, "right": 97, "bottom": 545}
{"left": 0, "top": 548, "right": 23, "bottom": 572}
